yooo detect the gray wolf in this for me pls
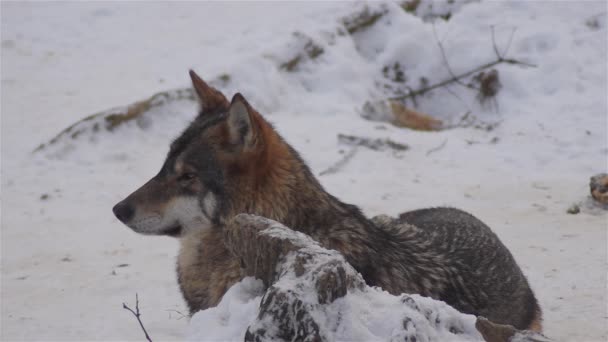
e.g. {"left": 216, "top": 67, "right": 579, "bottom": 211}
{"left": 112, "top": 70, "right": 542, "bottom": 331}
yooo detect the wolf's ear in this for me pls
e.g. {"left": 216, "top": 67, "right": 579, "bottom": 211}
{"left": 227, "top": 93, "right": 257, "bottom": 148}
{"left": 189, "top": 70, "right": 228, "bottom": 112}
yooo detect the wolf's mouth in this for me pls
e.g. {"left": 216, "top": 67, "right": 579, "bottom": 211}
{"left": 164, "top": 224, "right": 183, "bottom": 237}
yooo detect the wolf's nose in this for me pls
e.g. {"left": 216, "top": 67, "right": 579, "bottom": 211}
{"left": 113, "top": 202, "right": 134, "bottom": 223}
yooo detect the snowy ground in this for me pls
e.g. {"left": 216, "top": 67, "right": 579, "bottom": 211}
{"left": 1, "top": 1, "right": 607, "bottom": 341}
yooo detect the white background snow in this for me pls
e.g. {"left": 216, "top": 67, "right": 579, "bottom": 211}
{"left": 1, "top": 1, "right": 606, "bottom": 341}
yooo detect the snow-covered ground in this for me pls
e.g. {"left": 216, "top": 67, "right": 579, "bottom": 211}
{"left": 1, "top": 1, "right": 606, "bottom": 341}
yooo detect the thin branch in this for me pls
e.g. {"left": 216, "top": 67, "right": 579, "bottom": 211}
{"left": 123, "top": 293, "right": 153, "bottom": 342}
{"left": 433, "top": 24, "right": 478, "bottom": 91}
{"left": 501, "top": 27, "right": 517, "bottom": 57}
{"left": 389, "top": 59, "right": 498, "bottom": 101}
{"left": 389, "top": 29, "right": 536, "bottom": 103}
{"left": 491, "top": 26, "right": 502, "bottom": 59}
{"left": 444, "top": 111, "right": 472, "bottom": 129}
{"left": 319, "top": 147, "right": 358, "bottom": 176}
{"left": 389, "top": 56, "right": 535, "bottom": 102}
{"left": 166, "top": 309, "right": 187, "bottom": 320}
{"left": 443, "top": 83, "right": 472, "bottom": 113}
{"left": 429, "top": 25, "right": 475, "bottom": 119}
{"left": 455, "top": 111, "right": 472, "bottom": 127}
{"left": 426, "top": 139, "right": 448, "bottom": 156}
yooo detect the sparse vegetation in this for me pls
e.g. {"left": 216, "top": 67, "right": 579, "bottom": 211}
{"left": 280, "top": 32, "right": 325, "bottom": 72}
{"left": 342, "top": 5, "right": 388, "bottom": 35}
{"left": 34, "top": 88, "right": 196, "bottom": 153}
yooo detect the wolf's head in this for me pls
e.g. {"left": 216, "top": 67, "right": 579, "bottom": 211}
{"left": 113, "top": 70, "right": 302, "bottom": 237}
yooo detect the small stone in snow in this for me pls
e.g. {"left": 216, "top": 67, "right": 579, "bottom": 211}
{"left": 567, "top": 204, "right": 580, "bottom": 215}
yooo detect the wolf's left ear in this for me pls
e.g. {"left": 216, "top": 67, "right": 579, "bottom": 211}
{"left": 189, "top": 70, "right": 228, "bottom": 112}
{"left": 227, "top": 93, "right": 258, "bottom": 148}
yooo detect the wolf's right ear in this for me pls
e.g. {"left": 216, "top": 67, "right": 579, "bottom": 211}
{"left": 189, "top": 70, "right": 228, "bottom": 112}
{"left": 227, "top": 93, "right": 258, "bottom": 148}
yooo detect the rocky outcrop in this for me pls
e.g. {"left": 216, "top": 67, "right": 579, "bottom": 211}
{"left": 223, "top": 214, "right": 365, "bottom": 341}
{"left": 223, "top": 214, "right": 554, "bottom": 342}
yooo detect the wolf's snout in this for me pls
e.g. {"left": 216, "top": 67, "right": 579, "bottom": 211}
{"left": 113, "top": 202, "right": 134, "bottom": 223}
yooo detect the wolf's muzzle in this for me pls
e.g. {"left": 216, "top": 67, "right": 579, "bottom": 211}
{"left": 113, "top": 201, "right": 135, "bottom": 223}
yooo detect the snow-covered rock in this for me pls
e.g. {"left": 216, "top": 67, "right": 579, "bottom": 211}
{"left": 189, "top": 214, "right": 554, "bottom": 342}
{"left": 190, "top": 214, "right": 484, "bottom": 341}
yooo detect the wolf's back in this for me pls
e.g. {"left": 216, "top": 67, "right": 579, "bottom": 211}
{"left": 396, "top": 207, "right": 541, "bottom": 330}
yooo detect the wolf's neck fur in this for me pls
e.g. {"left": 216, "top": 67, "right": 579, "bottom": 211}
{"left": 226, "top": 120, "right": 373, "bottom": 238}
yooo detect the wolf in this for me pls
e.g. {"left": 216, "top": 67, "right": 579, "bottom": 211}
{"left": 112, "top": 70, "right": 542, "bottom": 331}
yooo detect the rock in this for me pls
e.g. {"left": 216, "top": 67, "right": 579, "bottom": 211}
{"left": 567, "top": 204, "right": 580, "bottom": 215}
{"left": 224, "top": 214, "right": 364, "bottom": 341}
{"left": 590, "top": 173, "right": 608, "bottom": 204}
{"left": 222, "top": 214, "right": 491, "bottom": 342}
{"left": 223, "top": 214, "right": 365, "bottom": 293}
{"left": 244, "top": 287, "right": 322, "bottom": 342}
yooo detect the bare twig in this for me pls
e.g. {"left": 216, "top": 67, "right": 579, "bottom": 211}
{"left": 454, "top": 111, "right": 472, "bottom": 128}
{"left": 123, "top": 294, "right": 153, "bottom": 342}
{"left": 501, "top": 28, "right": 517, "bottom": 57}
{"left": 320, "top": 134, "right": 409, "bottom": 175}
{"left": 444, "top": 83, "right": 471, "bottom": 111}
{"left": 389, "top": 58, "right": 528, "bottom": 102}
{"left": 433, "top": 24, "right": 478, "bottom": 91}
{"left": 166, "top": 309, "right": 187, "bottom": 320}
{"left": 319, "top": 147, "right": 359, "bottom": 176}
{"left": 431, "top": 24, "right": 474, "bottom": 113}
{"left": 389, "top": 29, "right": 536, "bottom": 103}
{"left": 426, "top": 139, "right": 448, "bottom": 156}
{"left": 337, "top": 134, "right": 409, "bottom": 152}
{"left": 490, "top": 26, "right": 502, "bottom": 59}
{"left": 491, "top": 26, "right": 520, "bottom": 61}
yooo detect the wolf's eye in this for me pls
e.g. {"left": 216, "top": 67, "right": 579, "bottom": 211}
{"left": 179, "top": 173, "right": 197, "bottom": 182}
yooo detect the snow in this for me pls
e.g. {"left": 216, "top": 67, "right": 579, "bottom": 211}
{"left": 1, "top": 1, "right": 606, "bottom": 341}
{"left": 186, "top": 277, "right": 265, "bottom": 341}
{"left": 197, "top": 274, "right": 485, "bottom": 342}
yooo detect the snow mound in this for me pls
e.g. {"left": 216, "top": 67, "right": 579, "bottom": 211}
{"left": 35, "top": 0, "right": 524, "bottom": 159}
{"left": 35, "top": 87, "right": 198, "bottom": 160}
{"left": 186, "top": 277, "right": 265, "bottom": 341}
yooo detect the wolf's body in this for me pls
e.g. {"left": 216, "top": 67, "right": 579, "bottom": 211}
{"left": 113, "top": 71, "right": 541, "bottom": 331}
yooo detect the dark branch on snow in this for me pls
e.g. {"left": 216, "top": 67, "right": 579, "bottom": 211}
{"left": 389, "top": 27, "right": 536, "bottom": 104}
{"left": 122, "top": 293, "right": 153, "bottom": 342}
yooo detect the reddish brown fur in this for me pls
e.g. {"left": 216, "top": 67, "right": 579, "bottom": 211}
{"left": 212, "top": 106, "right": 301, "bottom": 223}
{"left": 190, "top": 70, "right": 228, "bottom": 110}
